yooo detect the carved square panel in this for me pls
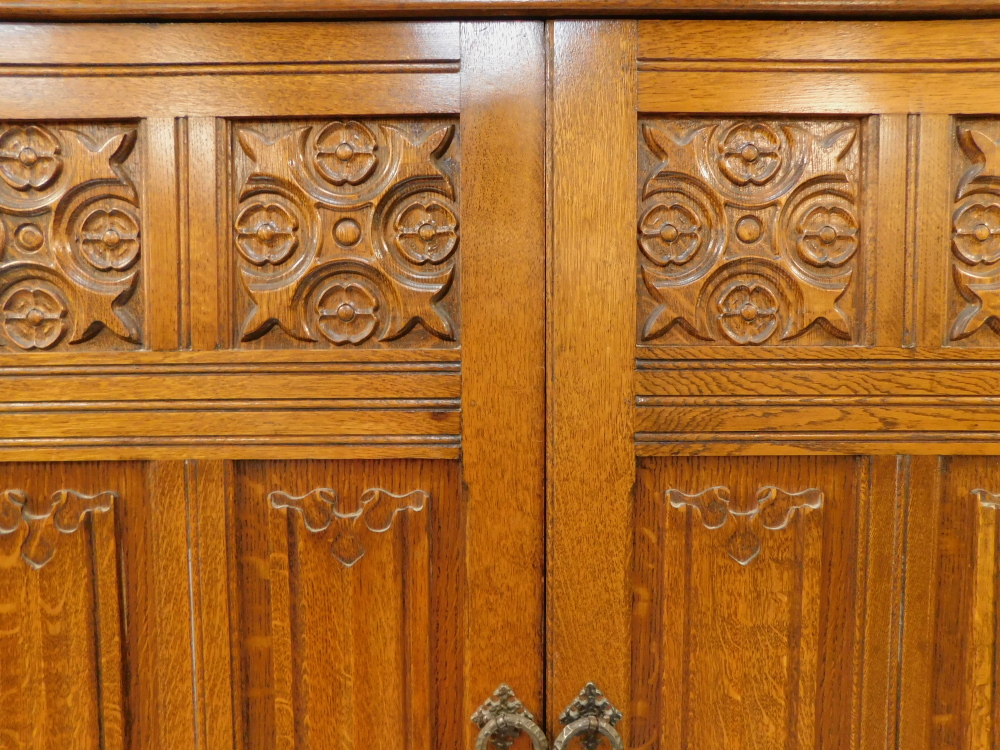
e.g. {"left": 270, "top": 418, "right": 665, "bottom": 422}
{"left": 230, "top": 118, "right": 460, "bottom": 350}
{"left": 637, "top": 118, "right": 866, "bottom": 347}
{"left": 0, "top": 122, "right": 144, "bottom": 352}
{"left": 949, "top": 120, "right": 1000, "bottom": 346}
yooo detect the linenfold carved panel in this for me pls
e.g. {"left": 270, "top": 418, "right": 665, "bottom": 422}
{"left": 230, "top": 118, "right": 460, "bottom": 349}
{"left": 231, "top": 460, "right": 461, "bottom": 750}
{"left": 633, "top": 456, "right": 860, "bottom": 750}
{"left": 0, "top": 122, "right": 143, "bottom": 351}
{"left": 637, "top": 118, "right": 864, "bottom": 346}
{"left": 951, "top": 121, "right": 1000, "bottom": 345}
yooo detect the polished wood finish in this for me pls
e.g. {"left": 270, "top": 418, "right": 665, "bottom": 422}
{"left": 550, "top": 16, "right": 1000, "bottom": 750}
{"left": 0, "top": 20, "right": 545, "bottom": 750}
{"left": 459, "top": 21, "right": 546, "bottom": 748}
{"left": 547, "top": 18, "right": 636, "bottom": 741}
{"left": 4, "top": 13, "right": 1000, "bottom": 750}
{"left": 0, "top": 0, "right": 999, "bottom": 20}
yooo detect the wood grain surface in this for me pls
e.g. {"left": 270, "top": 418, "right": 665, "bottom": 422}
{"left": 547, "top": 18, "right": 637, "bottom": 742}
{"left": 0, "top": 0, "right": 998, "bottom": 20}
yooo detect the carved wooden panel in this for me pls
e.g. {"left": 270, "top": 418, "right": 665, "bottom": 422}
{"left": 230, "top": 118, "right": 460, "bottom": 350}
{"left": 637, "top": 118, "right": 865, "bottom": 347}
{"left": 633, "top": 456, "right": 870, "bottom": 750}
{"left": 950, "top": 121, "right": 1000, "bottom": 346}
{"left": 0, "top": 461, "right": 194, "bottom": 750}
{"left": 907, "top": 456, "right": 1000, "bottom": 750}
{"left": 0, "top": 122, "right": 143, "bottom": 352}
{"left": 229, "top": 459, "right": 463, "bottom": 750}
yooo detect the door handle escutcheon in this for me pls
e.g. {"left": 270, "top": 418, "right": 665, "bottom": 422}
{"left": 472, "top": 684, "right": 549, "bottom": 750}
{"left": 553, "top": 683, "right": 623, "bottom": 750}
{"left": 472, "top": 682, "right": 623, "bottom": 750}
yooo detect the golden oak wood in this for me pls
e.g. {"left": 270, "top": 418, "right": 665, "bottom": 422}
{"left": 459, "top": 20, "right": 547, "bottom": 747}
{"left": 0, "top": 0, "right": 999, "bottom": 20}
{"left": 547, "top": 17, "right": 637, "bottom": 742}
{"left": 560, "top": 16, "right": 1000, "bottom": 750}
{"left": 0, "top": 20, "right": 545, "bottom": 750}
{"left": 5, "top": 13, "right": 1000, "bottom": 750}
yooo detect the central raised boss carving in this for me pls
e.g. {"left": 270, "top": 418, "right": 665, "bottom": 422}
{"left": 231, "top": 118, "right": 460, "bottom": 349}
{"left": 637, "top": 118, "right": 862, "bottom": 346}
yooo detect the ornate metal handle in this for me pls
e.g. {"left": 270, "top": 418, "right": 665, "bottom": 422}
{"left": 472, "top": 684, "right": 549, "bottom": 750}
{"left": 552, "top": 683, "right": 624, "bottom": 750}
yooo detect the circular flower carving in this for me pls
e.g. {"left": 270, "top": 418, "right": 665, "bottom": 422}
{"left": 235, "top": 202, "right": 300, "bottom": 266}
{"left": 718, "top": 123, "right": 782, "bottom": 187}
{"left": 796, "top": 205, "right": 858, "bottom": 267}
{"left": 638, "top": 203, "right": 701, "bottom": 265}
{"left": 0, "top": 126, "right": 62, "bottom": 191}
{"left": 717, "top": 283, "right": 779, "bottom": 344}
{"left": 954, "top": 202, "right": 1000, "bottom": 264}
{"left": 394, "top": 201, "right": 458, "bottom": 264}
{"left": 317, "top": 283, "right": 379, "bottom": 345}
{"left": 77, "top": 207, "right": 141, "bottom": 271}
{"left": 2, "top": 286, "right": 66, "bottom": 350}
{"left": 314, "top": 121, "right": 378, "bottom": 187}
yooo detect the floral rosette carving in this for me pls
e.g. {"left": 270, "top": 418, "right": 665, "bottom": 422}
{"left": 235, "top": 197, "right": 302, "bottom": 266}
{"left": 315, "top": 277, "right": 380, "bottom": 345}
{"left": 637, "top": 168, "right": 725, "bottom": 290}
{"left": 717, "top": 122, "right": 783, "bottom": 187}
{"left": 77, "top": 204, "right": 141, "bottom": 271}
{"left": 638, "top": 119, "right": 860, "bottom": 345}
{"left": 638, "top": 203, "right": 701, "bottom": 265}
{"left": 716, "top": 282, "right": 780, "bottom": 345}
{"left": 313, "top": 120, "right": 379, "bottom": 187}
{"left": 0, "top": 125, "right": 63, "bottom": 192}
{"left": 0, "top": 283, "right": 67, "bottom": 350}
{"left": 393, "top": 200, "right": 459, "bottom": 264}
{"left": 777, "top": 179, "right": 860, "bottom": 280}
{"left": 953, "top": 201, "right": 1000, "bottom": 264}
{"left": 234, "top": 119, "right": 459, "bottom": 347}
{"left": 0, "top": 124, "right": 142, "bottom": 352}
{"left": 949, "top": 126, "right": 1000, "bottom": 341}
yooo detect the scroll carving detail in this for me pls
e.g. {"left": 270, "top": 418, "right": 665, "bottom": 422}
{"left": 637, "top": 118, "right": 862, "bottom": 346}
{"left": 665, "top": 485, "right": 823, "bottom": 565}
{"left": 232, "top": 118, "right": 460, "bottom": 349}
{"left": 0, "top": 488, "right": 116, "bottom": 568}
{"left": 0, "top": 123, "right": 143, "bottom": 351}
{"left": 269, "top": 486, "right": 427, "bottom": 566}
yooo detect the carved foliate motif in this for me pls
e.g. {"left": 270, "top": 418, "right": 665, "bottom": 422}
{"left": 0, "top": 123, "right": 142, "bottom": 351}
{"left": 0, "top": 488, "right": 116, "bottom": 569}
{"left": 637, "top": 118, "right": 863, "bottom": 346}
{"left": 949, "top": 122, "right": 1000, "bottom": 344}
{"left": 665, "top": 485, "right": 823, "bottom": 565}
{"left": 231, "top": 118, "right": 460, "bottom": 349}
{"left": 972, "top": 489, "right": 1000, "bottom": 510}
{"left": 269, "top": 486, "right": 427, "bottom": 566}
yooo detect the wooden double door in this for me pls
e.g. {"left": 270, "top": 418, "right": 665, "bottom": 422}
{"left": 1, "top": 17, "right": 998, "bottom": 750}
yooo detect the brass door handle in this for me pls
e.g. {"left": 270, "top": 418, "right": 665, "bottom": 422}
{"left": 553, "top": 683, "right": 623, "bottom": 750}
{"left": 472, "top": 684, "right": 549, "bottom": 750}
{"left": 472, "top": 682, "right": 623, "bottom": 750}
